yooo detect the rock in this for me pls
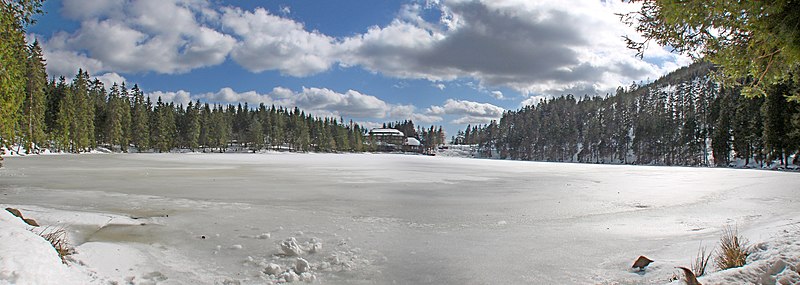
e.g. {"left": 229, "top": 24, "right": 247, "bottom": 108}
{"left": 632, "top": 255, "right": 653, "bottom": 270}
{"left": 281, "top": 237, "right": 304, "bottom": 256}
{"left": 5, "top": 207, "right": 22, "bottom": 218}
{"left": 23, "top": 218, "right": 39, "bottom": 227}
{"left": 677, "top": 266, "right": 702, "bottom": 285}
{"left": 229, "top": 244, "right": 243, "bottom": 250}
{"left": 295, "top": 257, "right": 310, "bottom": 273}
{"left": 264, "top": 263, "right": 282, "bottom": 275}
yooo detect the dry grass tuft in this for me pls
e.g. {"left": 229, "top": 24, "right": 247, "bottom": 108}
{"left": 692, "top": 244, "right": 713, "bottom": 277}
{"left": 36, "top": 226, "right": 73, "bottom": 263}
{"left": 715, "top": 225, "right": 750, "bottom": 270}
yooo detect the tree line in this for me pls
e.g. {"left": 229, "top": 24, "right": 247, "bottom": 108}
{"left": 4, "top": 43, "right": 445, "bottom": 154}
{"left": 3, "top": 1, "right": 451, "bottom": 154}
{"left": 11, "top": 64, "right": 452, "bottom": 154}
{"left": 44, "top": 74, "right": 378, "bottom": 153}
{"left": 456, "top": 62, "right": 800, "bottom": 167}
{"left": 13, "top": 68, "right": 366, "bottom": 153}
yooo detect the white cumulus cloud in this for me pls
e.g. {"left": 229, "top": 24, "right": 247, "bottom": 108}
{"left": 43, "top": 0, "right": 235, "bottom": 76}
{"left": 41, "top": 0, "right": 691, "bottom": 101}
{"left": 220, "top": 7, "right": 339, "bottom": 76}
{"left": 425, "top": 99, "right": 504, "bottom": 125}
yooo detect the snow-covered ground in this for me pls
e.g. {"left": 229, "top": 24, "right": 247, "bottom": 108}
{"left": 1, "top": 153, "right": 799, "bottom": 284}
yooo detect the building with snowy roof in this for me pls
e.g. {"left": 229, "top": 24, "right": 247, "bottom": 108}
{"left": 369, "top": 128, "right": 406, "bottom": 151}
{"left": 403, "top": 137, "right": 422, "bottom": 153}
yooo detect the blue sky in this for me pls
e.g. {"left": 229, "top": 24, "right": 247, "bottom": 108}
{"left": 28, "top": 0, "right": 690, "bottom": 136}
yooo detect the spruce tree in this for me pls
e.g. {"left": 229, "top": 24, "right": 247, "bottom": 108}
{"left": 90, "top": 79, "right": 107, "bottom": 144}
{"left": 130, "top": 85, "right": 150, "bottom": 151}
{"left": 105, "top": 84, "right": 125, "bottom": 151}
{"left": 247, "top": 117, "right": 265, "bottom": 152}
{"left": 71, "top": 69, "right": 95, "bottom": 151}
{"left": 183, "top": 101, "right": 201, "bottom": 151}
{"left": 762, "top": 82, "right": 799, "bottom": 166}
{"left": 55, "top": 85, "right": 74, "bottom": 152}
{"left": 22, "top": 40, "right": 47, "bottom": 153}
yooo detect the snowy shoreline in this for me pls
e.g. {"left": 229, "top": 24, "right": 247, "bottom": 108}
{"left": 2, "top": 204, "right": 799, "bottom": 284}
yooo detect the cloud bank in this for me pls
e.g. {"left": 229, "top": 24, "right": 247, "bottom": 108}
{"left": 41, "top": 0, "right": 689, "bottom": 97}
{"left": 147, "top": 86, "right": 507, "bottom": 126}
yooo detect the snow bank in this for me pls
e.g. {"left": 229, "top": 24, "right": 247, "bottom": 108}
{"left": 0, "top": 210, "right": 88, "bottom": 285}
{"left": 685, "top": 229, "right": 800, "bottom": 285}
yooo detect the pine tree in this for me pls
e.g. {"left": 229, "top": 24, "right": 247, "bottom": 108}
{"left": 183, "top": 101, "right": 201, "bottom": 151}
{"left": 732, "top": 94, "right": 764, "bottom": 166}
{"left": 130, "top": 85, "right": 150, "bottom": 151}
{"left": 270, "top": 106, "right": 285, "bottom": 149}
{"left": 762, "top": 81, "right": 799, "bottom": 166}
{"left": 198, "top": 103, "right": 211, "bottom": 150}
{"left": 90, "top": 79, "right": 107, "bottom": 144}
{"left": 55, "top": 85, "right": 74, "bottom": 152}
{"left": 0, "top": 0, "right": 43, "bottom": 150}
{"left": 247, "top": 117, "right": 265, "bottom": 152}
{"left": 710, "top": 88, "right": 735, "bottom": 166}
{"left": 22, "top": 40, "right": 47, "bottom": 153}
{"left": 71, "top": 69, "right": 95, "bottom": 151}
{"left": 151, "top": 98, "right": 177, "bottom": 152}
{"left": 208, "top": 105, "right": 229, "bottom": 152}
{"left": 105, "top": 83, "right": 125, "bottom": 151}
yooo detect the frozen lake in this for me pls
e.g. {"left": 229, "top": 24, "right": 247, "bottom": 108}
{"left": 1, "top": 153, "right": 799, "bottom": 284}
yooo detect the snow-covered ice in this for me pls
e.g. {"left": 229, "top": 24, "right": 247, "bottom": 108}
{"left": 1, "top": 153, "right": 799, "bottom": 284}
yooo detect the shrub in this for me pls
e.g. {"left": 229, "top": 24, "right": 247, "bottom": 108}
{"left": 36, "top": 226, "right": 73, "bottom": 263}
{"left": 715, "top": 225, "right": 749, "bottom": 270}
{"left": 692, "top": 244, "right": 713, "bottom": 277}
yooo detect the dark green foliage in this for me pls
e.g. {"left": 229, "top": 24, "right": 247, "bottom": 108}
{"left": 247, "top": 117, "right": 265, "bottom": 152}
{"left": 3, "top": 63, "right": 369, "bottom": 154}
{"left": 463, "top": 62, "right": 799, "bottom": 167}
{"left": 105, "top": 83, "right": 130, "bottom": 151}
{"left": 0, "top": 0, "right": 42, "bottom": 148}
{"left": 621, "top": 1, "right": 800, "bottom": 100}
{"left": 150, "top": 97, "right": 176, "bottom": 153}
{"left": 130, "top": 85, "right": 150, "bottom": 151}
{"left": 762, "top": 81, "right": 800, "bottom": 166}
{"left": 21, "top": 40, "right": 46, "bottom": 152}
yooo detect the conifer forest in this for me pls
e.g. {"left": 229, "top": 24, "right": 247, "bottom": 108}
{"left": 455, "top": 62, "right": 799, "bottom": 167}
